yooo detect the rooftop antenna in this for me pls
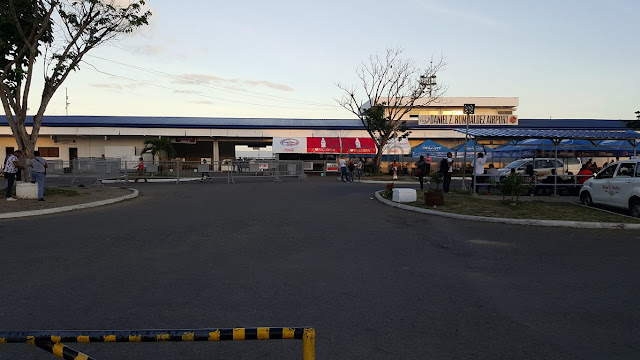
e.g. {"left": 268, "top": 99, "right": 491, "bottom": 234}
{"left": 65, "top": 88, "right": 70, "bottom": 116}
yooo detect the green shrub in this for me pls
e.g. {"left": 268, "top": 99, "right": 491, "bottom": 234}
{"left": 498, "top": 174, "right": 533, "bottom": 202}
{"left": 429, "top": 172, "right": 443, "bottom": 189}
{"left": 382, "top": 182, "right": 394, "bottom": 199}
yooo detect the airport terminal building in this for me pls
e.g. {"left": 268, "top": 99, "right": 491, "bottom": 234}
{"left": 0, "top": 97, "right": 632, "bottom": 164}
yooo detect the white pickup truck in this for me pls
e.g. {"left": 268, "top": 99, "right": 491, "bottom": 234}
{"left": 579, "top": 159, "right": 640, "bottom": 217}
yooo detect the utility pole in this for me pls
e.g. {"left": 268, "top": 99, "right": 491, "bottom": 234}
{"left": 65, "top": 88, "right": 70, "bottom": 116}
{"left": 462, "top": 104, "right": 475, "bottom": 190}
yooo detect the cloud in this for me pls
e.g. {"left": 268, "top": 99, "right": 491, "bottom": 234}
{"left": 89, "top": 83, "right": 123, "bottom": 91}
{"left": 89, "top": 82, "right": 148, "bottom": 91}
{"left": 413, "top": 0, "right": 498, "bottom": 28}
{"left": 133, "top": 45, "right": 165, "bottom": 56}
{"left": 174, "top": 73, "right": 294, "bottom": 92}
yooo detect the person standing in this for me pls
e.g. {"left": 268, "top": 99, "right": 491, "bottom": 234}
{"left": 4, "top": 149, "right": 24, "bottom": 201}
{"left": 339, "top": 157, "right": 347, "bottom": 182}
{"left": 134, "top": 157, "right": 148, "bottom": 183}
{"left": 29, "top": 150, "right": 48, "bottom": 201}
{"left": 425, "top": 153, "right": 432, "bottom": 175}
{"left": 415, "top": 155, "right": 427, "bottom": 189}
{"left": 471, "top": 145, "right": 487, "bottom": 193}
{"left": 200, "top": 159, "right": 210, "bottom": 182}
{"left": 347, "top": 160, "right": 355, "bottom": 182}
{"left": 356, "top": 158, "right": 363, "bottom": 182}
{"left": 392, "top": 160, "right": 398, "bottom": 180}
{"left": 440, "top": 152, "right": 454, "bottom": 193}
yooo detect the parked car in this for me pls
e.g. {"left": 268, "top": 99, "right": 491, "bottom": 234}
{"left": 497, "top": 157, "right": 582, "bottom": 179}
{"left": 579, "top": 159, "right": 640, "bottom": 217}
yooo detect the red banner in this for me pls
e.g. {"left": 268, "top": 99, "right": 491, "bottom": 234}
{"left": 341, "top": 137, "right": 376, "bottom": 154}
{"left": 307, "top": 137, "right": 341, "bottom": 153}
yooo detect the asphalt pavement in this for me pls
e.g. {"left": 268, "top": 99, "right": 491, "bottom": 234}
{"left": 0, "top": 177, "right": 638, "bottom": 359}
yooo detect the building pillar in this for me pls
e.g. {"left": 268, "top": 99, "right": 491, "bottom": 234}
{"left": 212, "top": 139, "right": 219, "bottom": 166}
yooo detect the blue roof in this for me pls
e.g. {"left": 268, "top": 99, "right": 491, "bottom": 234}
{"left": 455, "top": 128, "right": 640, "bottom": 140}
{"left": 25, "top": 116, "right": 365, "bottom": 129}
{"left": 15, "top": 116, "right": 631, "bottom": 131}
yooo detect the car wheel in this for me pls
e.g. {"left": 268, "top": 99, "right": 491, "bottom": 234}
{"left": 630, "top": 200, "right": 640, "bottom": 218}
{"left": 581, "top": 192, "right": 593, "bottom": 206}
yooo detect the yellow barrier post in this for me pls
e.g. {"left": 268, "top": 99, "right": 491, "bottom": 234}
{"left": 303, "top": 328, "right": 315, "bottom": 360}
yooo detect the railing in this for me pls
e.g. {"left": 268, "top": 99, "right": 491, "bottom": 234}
{"left": 42, "top": 159, "right": 308, "bottom": 185}
{"left": 0, "top": 327, "right": 315, "bottom": 360}
{"left": 471, "top": 173, "right": 594, "bottom": 195}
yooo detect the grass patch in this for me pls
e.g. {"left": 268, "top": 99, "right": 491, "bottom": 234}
{"left": 399, "top": 191, "right": 640, "bottom": 224}
{"left": 44, "top": 187, "right": 80, "bottom": 197}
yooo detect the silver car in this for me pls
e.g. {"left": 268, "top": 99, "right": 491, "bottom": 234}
{"left": 498, "top": 157, "right": 582, "bottom": 180}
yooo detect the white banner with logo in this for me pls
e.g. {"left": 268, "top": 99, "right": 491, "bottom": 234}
{"left": 272, "top": 137, "right": 307, "bottom": 153}
{"left": 383, "top": 138, "right": 411, "bottom": 155}
{"left": 418, "top": 114, "right": 518, "bottom": 126}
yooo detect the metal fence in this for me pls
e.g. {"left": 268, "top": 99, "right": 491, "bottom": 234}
{"left": 0, "top": 327, "right": 315, "bottom": 360}
{"left": 471, "top": 173, "right": 593, "bottom": 196}
{"left": 41, "top": 159, "right": 308, "bottom": 185}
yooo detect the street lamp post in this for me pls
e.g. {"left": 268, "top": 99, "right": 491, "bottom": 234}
{"left": 462, "top": 104, "right": 475, "bottom": 190}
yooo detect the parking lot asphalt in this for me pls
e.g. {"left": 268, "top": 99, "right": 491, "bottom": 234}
{"left": 0, "top": 177, "right": 638, "bottom": 359}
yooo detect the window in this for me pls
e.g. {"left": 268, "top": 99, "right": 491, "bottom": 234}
{"left": 616, "top": 163, "right": 636, "bottom": 177}
{"left": 38, "top": 147, "right": 59, "bottom": 157}
{"left": 498, "top": 110, "right": 512, "bottom": 115}
{"left": 409, "top": 114, "right": 419, "bottom": 118}
{"left": 597, "top": 164, "right": 617, "bottom": 179}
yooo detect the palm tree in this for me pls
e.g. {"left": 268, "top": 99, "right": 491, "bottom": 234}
{"left": 141, "top": 137, "right": 176, "bottom": 163}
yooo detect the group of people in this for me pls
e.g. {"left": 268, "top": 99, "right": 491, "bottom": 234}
{"left": 340, "top": 157, "right": 364, "bottom": 182}
{"left": 414, "top": 152, "right": 454, "bottom": 192}
{"left": 3, "top": 149, "right": 48, "bottom": 201}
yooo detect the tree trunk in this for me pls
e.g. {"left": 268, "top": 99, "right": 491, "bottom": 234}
{"left": 372, "top": 146, "right": 384, "bottom": 175}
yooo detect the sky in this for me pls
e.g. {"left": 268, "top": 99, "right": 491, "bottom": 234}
{"left": 33, "top": 0, "right": 640, "bottom": 120}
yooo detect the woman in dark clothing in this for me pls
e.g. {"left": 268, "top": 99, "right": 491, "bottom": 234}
{"left": 415, "top": 155, "right": 428, "bottom": 189}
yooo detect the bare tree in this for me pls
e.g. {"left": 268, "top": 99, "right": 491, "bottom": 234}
{"left": 0, "top": 0, "right": 151, "bottom": 176}
{"left": 337, "top": 48, "right": 446, "bottom": 173}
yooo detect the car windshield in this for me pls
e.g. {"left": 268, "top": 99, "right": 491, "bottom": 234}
{"left": 505, "top": 160, "right": 528, "bottom": 169}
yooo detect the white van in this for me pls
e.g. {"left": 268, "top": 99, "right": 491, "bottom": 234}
{"left": 497, "top": 158, "right": 582, "bottom": 180}
{"left": 579, "top": 160, "right": 640, "bottom": 217}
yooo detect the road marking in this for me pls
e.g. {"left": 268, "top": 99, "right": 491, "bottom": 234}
{"left": 468, "top": 239, "right": 513, "bottom": 247}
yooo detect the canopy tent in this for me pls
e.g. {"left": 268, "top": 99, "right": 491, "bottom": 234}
{"left": 453, "top": 128, "right": 640, "bottom": 194}
{"left": 594, "top": 139, "right": 640, "bottom": 157}
{"left": 411, "top": 140, "right": 452, "bottom": 158}
{"left": 491, "top": 138, "right": 601, "bottom": 158}
{"left": 452, "top": 140, "right": 494, "bottom": 159}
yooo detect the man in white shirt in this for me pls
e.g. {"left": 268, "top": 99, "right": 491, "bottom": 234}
{"left": 339, "top": 157, "right": 347, "bottom": 182}
{"left": 471, "top": 145, "right": 487, "bottom": 193}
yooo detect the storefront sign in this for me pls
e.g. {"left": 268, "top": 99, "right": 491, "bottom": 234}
{"left": 383, "top": 138, "right": 411, "bottom": 155}
{"left": 171, "top": 137, "right": 197, "bottom": 144}
{"left": 326, "top": 163, "right": 339, "bottom": 172}
{"left": 418, "top": 115, "right": 518, "bottom": 126}
{"left": 272, "top": 137, "right": 307, "bottom": 153}
{"left": 340, "top": 137, "right": 376, "bottom": 154}
{"left": 307, "top": 137, "right": 341, "bottom": 153}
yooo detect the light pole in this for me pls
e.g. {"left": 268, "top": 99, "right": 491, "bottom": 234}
{"left": 462, "top": 104, "right": 475, "bottom": 190}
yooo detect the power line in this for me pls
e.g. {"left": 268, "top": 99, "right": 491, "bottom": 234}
{"left": 85, "top": 54, "right": 340, "bottom": 108}
{"left": 82, "top": 61, "right": 339, "bottom": 111}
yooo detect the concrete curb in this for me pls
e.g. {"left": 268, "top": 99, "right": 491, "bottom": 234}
{"left": 374, "top": 191, "right": 640, "bottom": 229}
{"left": 0, "top": 188, "right": 139, "bottom": 219}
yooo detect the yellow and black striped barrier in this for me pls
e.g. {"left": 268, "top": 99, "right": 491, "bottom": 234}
{"left": 0, "top": 327, "right": 316, "bottom": 359}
